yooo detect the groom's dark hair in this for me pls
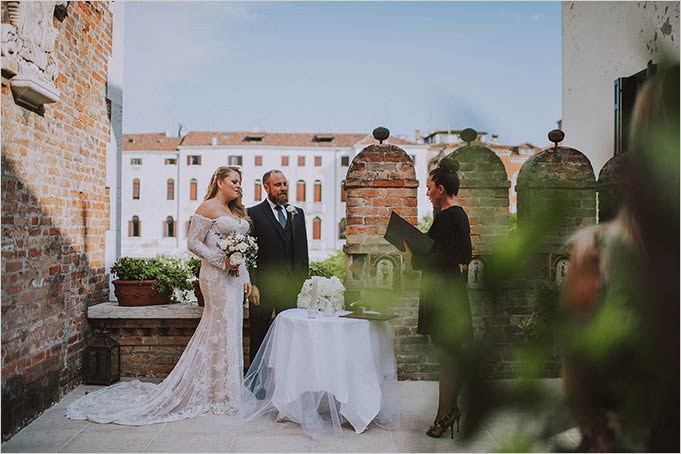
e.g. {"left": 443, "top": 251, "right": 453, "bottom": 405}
{"left": 262, "top": 169, "right": 284, "bottom": 186}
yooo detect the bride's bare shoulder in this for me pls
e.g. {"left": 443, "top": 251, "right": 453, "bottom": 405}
{"left": 195, "top": 201, "right": 219, "bottom": 219}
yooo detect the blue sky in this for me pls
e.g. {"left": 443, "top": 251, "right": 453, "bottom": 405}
{"left": 124, "top": 1, "right": 561, "bottom": 146}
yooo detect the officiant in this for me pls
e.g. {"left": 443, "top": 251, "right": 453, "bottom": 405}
{"left": 247, "top": 170, "right": 310, "bottom": 364}
{"left": 404, "top": 157, "right": 473, "bottom": 439}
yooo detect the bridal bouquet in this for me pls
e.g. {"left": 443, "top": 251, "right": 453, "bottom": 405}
{"left": 216, "top": 232, "right": 258, "bottom": 277}
{"left": 297, "top": 276, "right": 345, "bottom": 315}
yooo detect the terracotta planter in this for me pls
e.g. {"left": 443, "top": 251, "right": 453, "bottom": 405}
{"left": 112, "top": 280, "right": 171, "bottom": 306}
{"left": 193, "top": 280, "right": 204, "bottom": 307}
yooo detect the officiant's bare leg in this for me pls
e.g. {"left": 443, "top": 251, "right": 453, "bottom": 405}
{"left": 436, "top": 351, "right": 463, "bottom": 421}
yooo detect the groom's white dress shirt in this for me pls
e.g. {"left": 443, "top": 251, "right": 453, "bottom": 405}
{"left": 266, "top": 198, "right": 288, "bottom": 223}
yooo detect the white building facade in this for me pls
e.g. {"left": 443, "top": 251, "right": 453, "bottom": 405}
{"left": 562, "top": 1, "right": 679, "bottom": 173}
{"left": 121, "top": 131, "right": 430, "bottom": 262}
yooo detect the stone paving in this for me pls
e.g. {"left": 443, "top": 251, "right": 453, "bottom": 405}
{"left": 2, "top": 379, "right": 579, "bottom": 453}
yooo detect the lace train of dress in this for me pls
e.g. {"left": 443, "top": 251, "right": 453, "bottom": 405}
{"left": 65, "top": 215, "right": 257, "bottom": 425}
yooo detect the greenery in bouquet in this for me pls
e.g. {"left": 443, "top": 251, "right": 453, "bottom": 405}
{"left": 187, "top": 256, "right": 201, "bottom": 279}
{"left": 110, "top": 256, "right": 194, "bottom": 303}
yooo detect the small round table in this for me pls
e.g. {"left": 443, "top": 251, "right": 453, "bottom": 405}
{"left": 245, "top": 308, "right": 399, "bottom": 438}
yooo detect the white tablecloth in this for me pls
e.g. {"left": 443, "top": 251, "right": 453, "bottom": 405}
{"left": 244, "top": 309, "right": 400, "bottom": 438}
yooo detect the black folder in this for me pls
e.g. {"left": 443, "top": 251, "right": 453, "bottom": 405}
{"left": 383, "top": 211, "right": 434, "bottom": 255}
{"left": 340, "top": 311, "right": 398, "bottom": 321}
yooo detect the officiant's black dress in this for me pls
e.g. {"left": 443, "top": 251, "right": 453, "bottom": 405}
{"left": 411, "top": 205, "right": 473, "bottom": 352}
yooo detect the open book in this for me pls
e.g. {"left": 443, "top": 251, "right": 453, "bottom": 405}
{"left": 383, "top": 211, "right": 434, "bottom": 256}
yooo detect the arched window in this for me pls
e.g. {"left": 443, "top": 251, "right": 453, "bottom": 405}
{"left": 313, "top": 180, "right": 322, "bottom": 203}
{"left": 313, "top": 217, "right": 321, "bottom": 240}
{"left": 167, "top": 179, "right": 175, "bottom": 200}
{"left": 164, "top": 216, "right": 176, "bottom": 238}
{"left": 254, "top": 179, "right": 262, "bottom": 202}
{"left": 340, "top": 180, "right": 347, "bottom": 202}
{"left": 296, "top": 180, "right": 306, "bottom": 202}
{"left": 338, "top": 217, "right": 346, "bottom": 240}
{"left": 132, "top": 178, "right": 140, "bottom": 200}
{"left": 189, "top": 178, "right": 198, "bottom": 201}
{"left": 129, "top": 215, "right": 141, "bottom": 237}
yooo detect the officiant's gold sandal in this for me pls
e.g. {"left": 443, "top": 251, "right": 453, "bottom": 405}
{"left": 426, "top": 408, "right": 461, "bottom": 439}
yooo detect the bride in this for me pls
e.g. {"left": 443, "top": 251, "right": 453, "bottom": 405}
{"left": 66, "top": 166, "right": 256, "bottom": 424}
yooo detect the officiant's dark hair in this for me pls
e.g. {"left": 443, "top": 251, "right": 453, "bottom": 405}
{"left": 429, "top": 157, "right": 461, "bottom": 196}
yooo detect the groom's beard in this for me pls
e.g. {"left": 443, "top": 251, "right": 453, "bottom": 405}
{"left": 269, "top": 193, "right": 288, "bottom": 205}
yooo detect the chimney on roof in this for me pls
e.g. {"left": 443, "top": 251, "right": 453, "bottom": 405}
{"left": 491, "top": 134, "right": 499, "bottom": 144}
{"left": 211, "top": 136, "right": 217, "bottom": 146}
{"left": 165, "top": 129, "right": 170, "bottom": 137}
{"left": 415, "top": 129, "right": 422, "bottom": 144}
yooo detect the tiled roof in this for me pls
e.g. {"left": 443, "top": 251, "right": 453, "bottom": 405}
{"left": 122, "top": 131, "right": 419, "bottom": 152}
{"left": 354, "top": 134, "right": 416, "bottom": 146}
{"left": 422, "top": 129, "right": 490, "bottom": 139}
{"left": 123, "top": 133, "right": 182, "bottom": 151}
{"left": 179, "top": 131, "right": 417, "bottom": 148}
{"left": 435, "top": 140, "right": 542, "bottom": 153}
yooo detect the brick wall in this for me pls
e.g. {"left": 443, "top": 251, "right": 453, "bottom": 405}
{"left": 1, "top": 2, "right": 113, "bottom": 439}
{"left": 517, "top": 145, "right": 597, "bottom": 259}
{"left": 342, "top": 138, "right": 573, "bottom": 380}
{"left": 445, "top": 144, "right": 510, "bottom": 255}
{"left": 90, "top": 310, "right": 251, "bottom": 378}
{"left": 597, "top": 153, "right": 630, "bottom": 223}
{"left": 92, "top": 318, "right": 200, "bottom": 377}
{"left": 343, "top": 144, "right": 439, "bottom": 379}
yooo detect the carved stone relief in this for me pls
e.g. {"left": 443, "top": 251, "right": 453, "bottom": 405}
{"left": 467, "top": 258, "right": 484, "bottom": 289}
{"left": 2, "top": 1, "right": 67, "bottom": 108}
{"left": 364, "top": 254, "right": 400, "bottom": 290}
{"left": 554, "top": 257, "right": 570, "bottom": 284}
{"left": 375, "top": 257, "right": 395, "bottom": 289}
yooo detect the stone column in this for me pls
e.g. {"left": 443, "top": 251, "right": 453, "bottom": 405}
{"left": 444, "top": 128, "right": 511, "bottom": 256}
{"left": 343, "top": 128, "right": 436, "bottom": 379}
{"left": 597, "top": 153, "right": 630, "bottom": 223}
{"left": 516, "top": 129, "right": 596, "bottom": 280}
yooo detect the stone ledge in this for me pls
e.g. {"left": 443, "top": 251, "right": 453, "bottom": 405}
{"left": 88, "top": 302, "right": 203, "bottom": 319}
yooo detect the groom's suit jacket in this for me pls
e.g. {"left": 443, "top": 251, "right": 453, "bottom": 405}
{"left": 246, "top": 200, "right": 309, "bottom": 363}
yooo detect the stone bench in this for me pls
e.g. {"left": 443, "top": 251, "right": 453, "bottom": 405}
{"left": 87, "top": 302, "right": 251, "bottom": 378}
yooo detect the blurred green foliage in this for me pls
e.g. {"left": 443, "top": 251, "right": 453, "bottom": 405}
{"left": 309, "top": 249, "right": 345, "bottom": 280}
{"left": 418, "top": 214, "right": 433, "bottom": 233}
{"left": 508, "top": 212, "right": 517, "bottom": 234}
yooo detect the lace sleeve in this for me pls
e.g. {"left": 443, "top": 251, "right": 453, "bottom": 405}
{"left": 187, "top": 215, "right": 226, "bottom": 271}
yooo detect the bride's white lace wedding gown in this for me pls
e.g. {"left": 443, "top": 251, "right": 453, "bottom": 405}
{"left": 66, "top": 215, "right": 256, "bottom": 425}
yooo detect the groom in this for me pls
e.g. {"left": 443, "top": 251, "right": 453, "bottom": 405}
{"left": 247, "top": 170, "right": 309, "bottom": 364}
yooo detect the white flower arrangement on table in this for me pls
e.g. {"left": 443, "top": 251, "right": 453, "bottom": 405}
{"left": 216, "top": 232, "right": 258, "bottom": 277}
{"left": 297, "top": 276, "right": 345, "bottom": 313}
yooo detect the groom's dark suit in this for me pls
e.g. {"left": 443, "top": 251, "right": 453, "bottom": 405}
{"left": 247, "top": 200, "right": 309, "bottom": 363}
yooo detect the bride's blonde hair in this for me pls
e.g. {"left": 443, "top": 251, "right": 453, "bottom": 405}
{"left": 204, "top": 166, "right": 248, "bottom": 219}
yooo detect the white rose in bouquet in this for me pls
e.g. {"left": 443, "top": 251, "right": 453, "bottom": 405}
{"left": 215, "top": 232, "right": 258, "bottom": 277}
{"left": 229, "top": 251, "right": 244, "bottom": 266}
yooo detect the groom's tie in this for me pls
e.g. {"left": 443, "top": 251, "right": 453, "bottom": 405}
{"left": 275, "top": 205, "right": 287, "bottom": 228}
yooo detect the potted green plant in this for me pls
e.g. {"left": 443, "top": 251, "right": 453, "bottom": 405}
{"left": 187, "top": 256, "right": 204, "bottom": 307}
{"left": 111, "top": 256, "right": 194, "bottom": 306}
